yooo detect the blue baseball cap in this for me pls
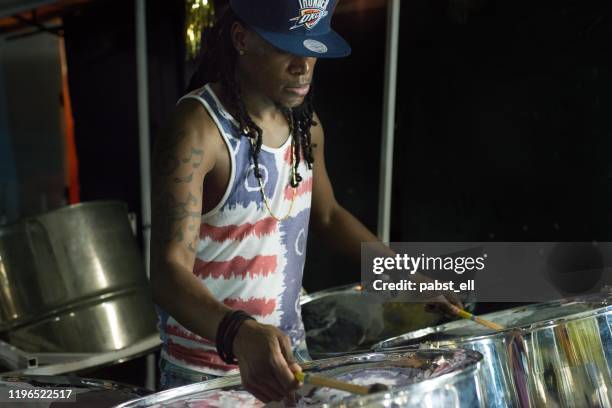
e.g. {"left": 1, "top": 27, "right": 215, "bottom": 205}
{"left": 229, "top": 0, "right": 351, "bottom": 58}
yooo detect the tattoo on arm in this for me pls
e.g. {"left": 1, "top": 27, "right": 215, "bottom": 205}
{"left": 153, "top": 131, "right": 206, "bottom": 254}
{"left": 157, "top": 193, "right": 200, "bottom": 242}
{"left": 183, "top": 147, "right": 204, "bottom": 168}
{"left": 174, "top": 173, "right": 194, "bottom": 183}
{"left": 188, "top": 240, "right": 197, "bottom": 254}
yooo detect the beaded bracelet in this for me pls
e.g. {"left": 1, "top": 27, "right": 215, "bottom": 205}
{"left": 216, "top": 310, "right": 255, "bottom": 364}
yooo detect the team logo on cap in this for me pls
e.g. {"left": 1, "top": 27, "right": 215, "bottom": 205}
{"left": 290, "top": 0, "right": 330, "bottom": 30}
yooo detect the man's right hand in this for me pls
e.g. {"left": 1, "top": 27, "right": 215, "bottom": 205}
{"left": 233, "top": 320, "right": 302, "bottom": 403}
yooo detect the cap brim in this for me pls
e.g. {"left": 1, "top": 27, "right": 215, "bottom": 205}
{"left": 251, "top": 27, "right": 351, "bottom": 59}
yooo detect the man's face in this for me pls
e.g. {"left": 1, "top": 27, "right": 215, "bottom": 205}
{"left": 235, "top": 24, "right": 318, "bottom": 109}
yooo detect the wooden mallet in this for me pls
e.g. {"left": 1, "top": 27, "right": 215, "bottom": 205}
{"left": 449, "top": 305, "right": 505, "bottom": 331}
{"left": 295, "top": 372, "right": 389, "bottom": 395}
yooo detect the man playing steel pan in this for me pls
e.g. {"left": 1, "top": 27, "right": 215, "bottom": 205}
{"left": 150, "top": 0, "right": 461, "bottom": 401}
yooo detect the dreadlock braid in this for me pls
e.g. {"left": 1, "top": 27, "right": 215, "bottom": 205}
{"left": 298, "top": 90, "right": 316, "bottom": 169}
{"left": 225, "top": 71, "right": 265, "bottom": 179}
{"left": 187, "top": 8, "right": 316, "bottom": 187}
{"left": 279, "top": 106, "right": 303, "bottom": 188}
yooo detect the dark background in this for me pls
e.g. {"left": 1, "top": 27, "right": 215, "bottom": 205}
{"left": 62, "top": 0, "right": 612, "bottom": 294}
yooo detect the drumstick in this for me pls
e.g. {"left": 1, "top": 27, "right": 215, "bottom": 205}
{"left": 449, "top": 305, "right": 505, "bottom": 331}
{"left": 294, "top": 372, "right": 389, "bottom": 395}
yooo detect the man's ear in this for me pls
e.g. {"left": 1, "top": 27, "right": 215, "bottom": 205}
{"left": 231, "top": 21, "right": 248, "bottom": 53}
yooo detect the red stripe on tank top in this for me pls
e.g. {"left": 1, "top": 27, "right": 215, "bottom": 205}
{"left": 194, "top": 255, "right": 277, "bottom": 279}
{"left": 284, "top": 176, "right": 313, "bottom": 200}
{"left": 200, "top": 217, "right": 277, "bottom": 242}
{"left": 223, "top": 297, "right": 277, "bottom": 317}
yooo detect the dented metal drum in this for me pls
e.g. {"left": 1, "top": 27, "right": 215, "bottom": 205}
{"left": 0, "top": 201, "right": 157, "bottom": 353}
{"left": 300, "top": 284, "right": 447, "bottom": 359}
{"left": 375, "top": 292, "right": 612, "bottom": 407}
{"left": 115, "top": 348, "right": 486, "bottom": 407}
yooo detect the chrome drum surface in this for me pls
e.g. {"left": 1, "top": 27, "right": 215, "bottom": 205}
{"left": 4, "top": 289, "right": 157, "bottom": 353}
{"left": 300, "top": 284, "right": 448, "bottom": 359}
{"left": 116, "top": 348, "right": 486, "bottom": 407}
{"left": 375, "top": 293, "right": 612, "bottom": 407}
{"left": 0, "top": 201, "right": 157, "bottom": 353}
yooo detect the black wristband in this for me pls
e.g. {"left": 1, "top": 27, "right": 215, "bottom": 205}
{"left": 216, "top": 310, "right": 255, "bottom": 364}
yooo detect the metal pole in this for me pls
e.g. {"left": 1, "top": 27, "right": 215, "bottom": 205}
{"left": 377, "top": 0, "right": 401, "bottom": 242}
{"left": 135, "top": 0, "right": 155, "bottom": 390}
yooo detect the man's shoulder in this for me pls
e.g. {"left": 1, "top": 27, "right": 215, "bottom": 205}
{"left": 175, "top": 97, "right": 214, "bottom": 127}
{"left": 173, "top": 95, "right": 220, "bottom": 145}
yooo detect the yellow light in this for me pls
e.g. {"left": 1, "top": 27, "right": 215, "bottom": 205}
{"left": 185, "top": 0, "right": 216, "bottom": 60}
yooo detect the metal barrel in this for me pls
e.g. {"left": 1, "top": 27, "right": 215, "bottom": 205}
{"left": 0, "top": 201, "right": 157, "bottom": 353}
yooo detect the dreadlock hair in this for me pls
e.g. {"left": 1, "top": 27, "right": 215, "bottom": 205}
{"left": 187, "top": 8, "right": 316, "bottom": 188}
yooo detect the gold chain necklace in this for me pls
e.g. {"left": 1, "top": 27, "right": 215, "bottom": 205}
{"left": 248, "top": 135, "right": 298, "bottom": 222}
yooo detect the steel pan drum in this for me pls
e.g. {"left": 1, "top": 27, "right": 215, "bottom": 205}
{"left": 375, "top": 292, "right": 612, "bottom": 407}
{"left": 0, "top": 374, "right": 151, "bottom": 407}
{"left": 300, "top": 284, "right": 448, "bottom": 359}
{"left": 115, "top": 348, "right": 486, "bottom": 407}
{"left": 0, "top": 201, "right": 158, "bottom": 353}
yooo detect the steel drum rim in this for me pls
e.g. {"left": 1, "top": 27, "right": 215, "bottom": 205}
{"left": 0, "top": 200, "right": 128, "bottom": 229}
{"left": 375, "top": 300, "right": 612, "bottom": 350}
{"left": 30, "top": 200, "right": 129, "bottom": 220}
{"left": 373, "top": 294, "right": 612, "bottom": 350}
{"left": 115, "top": 348, "right": 483, "bottom": 408}
{"left": 113, "top": 376, "right": 244, "bottom": 408}
{"left": 298, "top": 348, "right": 482, "bottom": 371}
{"left": 299, "top": 282, "right": 477, "bottom": 309}
{"left": 299, "top": 283, "right": 363, "bottom": 305}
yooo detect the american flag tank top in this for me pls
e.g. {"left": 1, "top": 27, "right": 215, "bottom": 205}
{"left": 157, "top": 84, "right": 313, "bottom": 375}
